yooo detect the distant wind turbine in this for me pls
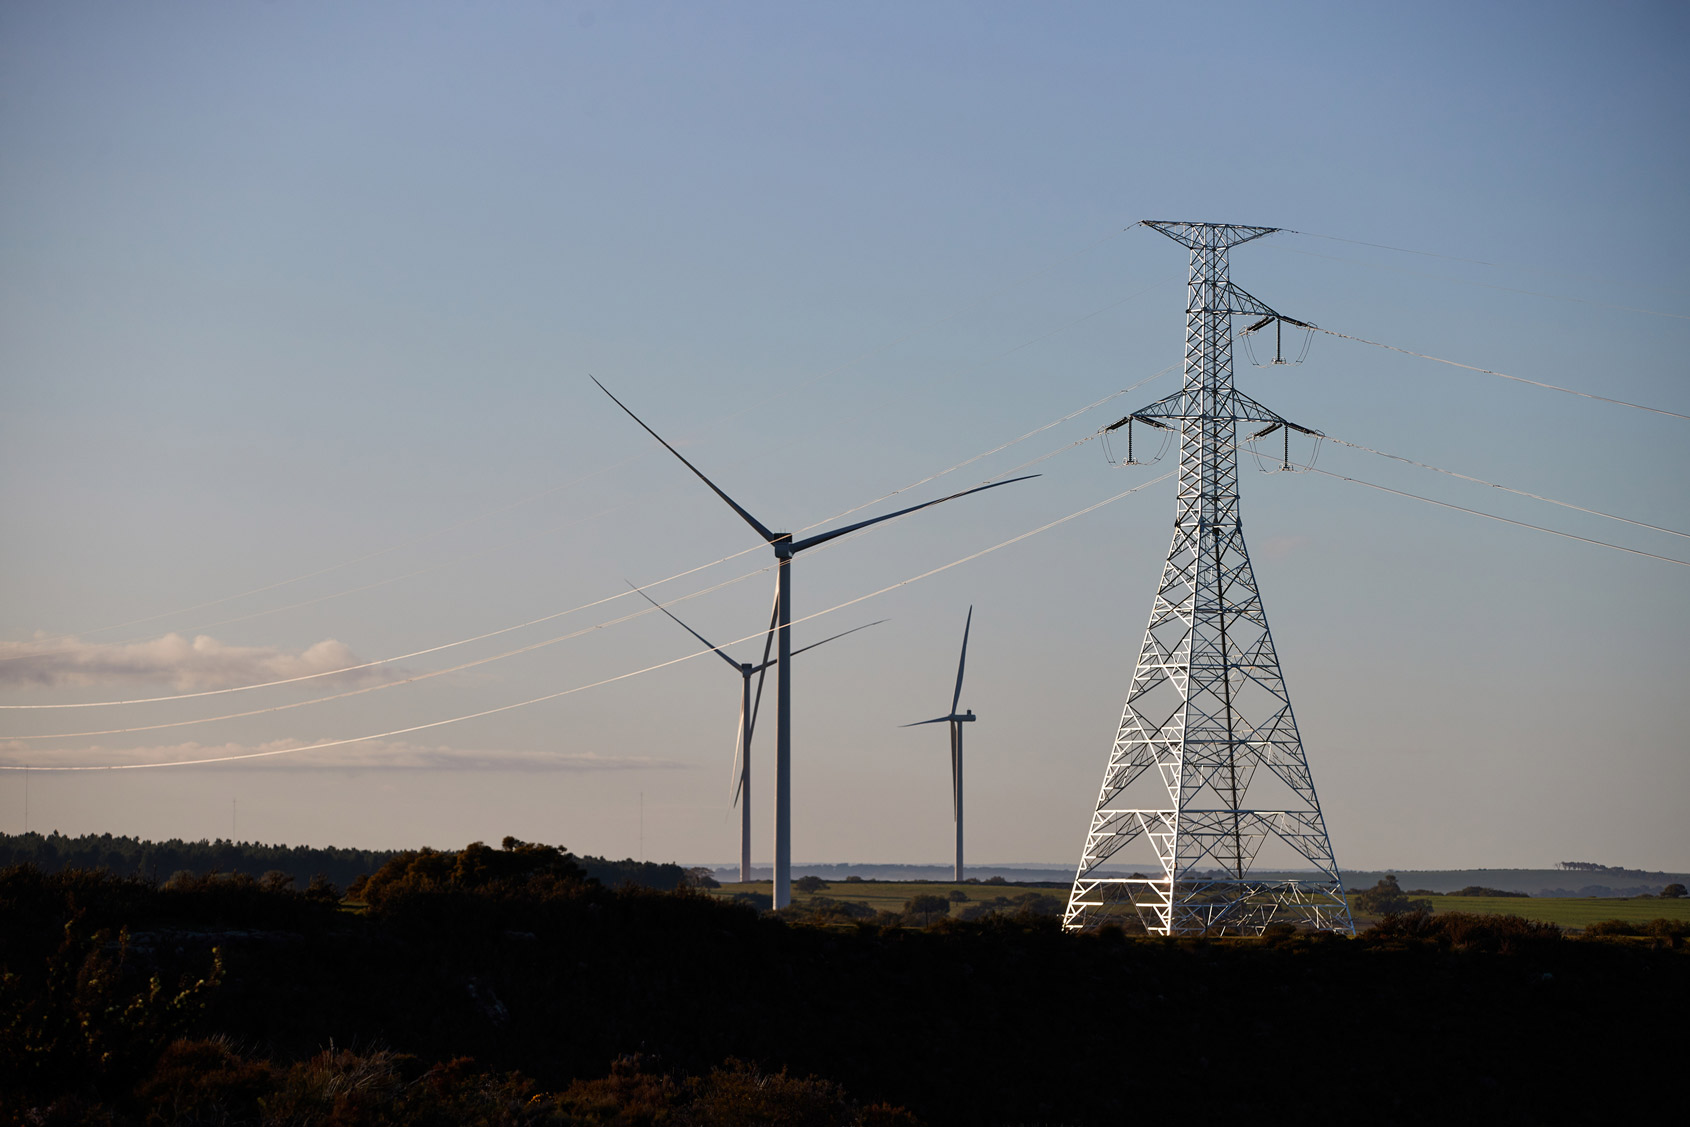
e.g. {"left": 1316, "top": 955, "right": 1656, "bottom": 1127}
{"left": 594, "top": 376, "right": 1034, "bottom": 908}
{"left": 904, "top": 606, "right": 975, "bottom": 882}
{"left": 628, "top": 580, "right": 882, "bottom": 884}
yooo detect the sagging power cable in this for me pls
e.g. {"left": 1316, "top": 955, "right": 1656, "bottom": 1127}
{"left": 1, "top": 472, "right": 1173, "bottom": 771}
{"left": 4, "top": 356, "right": 1161, "bottom": 712}
{"left": 1305, "top": 467, "right": 1690, "bottom": 568}
{"left": 1315, "top": 326, "right": 1690, "bottom": 422}
{"left": 1314, "top": 434, "right": 1690, "bottom": 542}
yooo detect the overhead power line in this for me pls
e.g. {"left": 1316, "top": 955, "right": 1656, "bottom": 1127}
{"left": 798, "top": 361, "right": 1178, "bottom": 534}
{"left": 0, "top": 558, "right": 790, "bottom": 740}
{"left": 0, "top": 472, "right": 1172, "bottom": 771}
{"left": 6, "top": 399, "right": 1134, "bottom": 740}
{"left": 0, "top": 541, "right": 762, "bottom": 710}
{"left": 1312, "top": 434, "right": 1690, "bottom": 542}
{"left": 1306, "top": 467, "right": 1690, "bottom": 568}
{"left": 2, "top": 361, "right": 1152, "bottom": 713}
{"left": 1315, "top": 326, "right": 1690, "bottom": 422}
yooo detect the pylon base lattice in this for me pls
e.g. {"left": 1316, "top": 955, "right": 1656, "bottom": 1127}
{"left": 1063, "top": 221, "right": 1353, "bottom": 937}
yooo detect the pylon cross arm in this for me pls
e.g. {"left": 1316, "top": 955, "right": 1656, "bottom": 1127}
{"left": 1197, "top": 282, "right": 1278, "bottom": 318}
{"left": 1142, "top": 221, "right": 1278, "bottom": 249}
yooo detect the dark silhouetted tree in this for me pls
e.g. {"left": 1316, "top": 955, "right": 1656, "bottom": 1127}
{"left": 1352, "top": 875, "right": 1432, "bottom": 915}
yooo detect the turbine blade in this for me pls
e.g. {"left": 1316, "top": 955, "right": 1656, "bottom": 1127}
{"left": 900, "top": 716, "right": 951, "bottom": 728}
{"left": 592, "top": 376, "right": 779, "bottom": 544}
{"left": 729, "top": 693, "right": 746, "bottom": 809}
{"left": 626, "top": 580, "right": 741, "bottom": 672}
{"left": 951, "top": 605, "right": 972, "bottom": 715}
{"left": 786, "top": 618, "right": 886, "bottom": 660}
{"left": 950, "top": 722, "right": 959, "bottom": 821}
{"left": 747, "top": 587, "right": 778, "bottom": 741}
{"left": 788, "top": 474, "right": 1040, "bottom": 554}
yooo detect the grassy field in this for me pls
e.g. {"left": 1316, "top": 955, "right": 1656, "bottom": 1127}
{"left": 709, "top": 879, "right": 1690, "bottom": 931}
{"left": 1412, "top": 894, "right": 1690, "bottom": 929}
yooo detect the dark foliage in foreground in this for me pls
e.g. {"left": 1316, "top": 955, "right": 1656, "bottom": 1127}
{"left": 2, "top": 847, "right": 1684, "bottom": 1126}
{"left": 121, "top": 1041, "right": 916, "bottom": 1126}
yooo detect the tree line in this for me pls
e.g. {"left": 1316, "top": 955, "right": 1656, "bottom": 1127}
{"left": 0, "top": 830, "right": 687, "bottom": 893}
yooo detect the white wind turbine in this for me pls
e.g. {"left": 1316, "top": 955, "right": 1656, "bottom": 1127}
{"left": 904, "top": 606, "right": 975, "bottom": 882}
{"left": 628, "top": 581, "right": 882, "bottom": 884}
{"left": 595, "top": 377, "right": 1033, "bottom": 907}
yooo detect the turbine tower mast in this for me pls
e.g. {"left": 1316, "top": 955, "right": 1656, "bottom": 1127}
{"left": 1063, "top": 221, "right": 1352, "bottom": 936}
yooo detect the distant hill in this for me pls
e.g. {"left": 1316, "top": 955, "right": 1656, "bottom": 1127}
{"left": 1332, "top": 868, "right": 1690, "bottom": 897}
{"left": 0, "top": 831, "right": 690, "bottom": 891}
{"left": 707, "top": 862, "right": 1690, "bottom": 896}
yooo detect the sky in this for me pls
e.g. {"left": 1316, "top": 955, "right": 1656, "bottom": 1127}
{"left": 2, "top": 0, "right": 1686, "bottom": 874}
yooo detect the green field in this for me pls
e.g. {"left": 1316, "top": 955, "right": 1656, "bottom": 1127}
{"left": 1412, "top": 894, "right": 1690, "bottom": 929}
{"left": 710, "top": 879, "right": 1690, "bottom": 931}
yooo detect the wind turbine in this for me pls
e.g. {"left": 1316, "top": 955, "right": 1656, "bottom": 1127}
{"left": 594, "top": 377, "right": 1034, "bottom": 907}
{"left": 904, "top": 606, "right": 975, "bottom": 882}
{"left": 628, "top": 580, "right": 883, "bottom": 884}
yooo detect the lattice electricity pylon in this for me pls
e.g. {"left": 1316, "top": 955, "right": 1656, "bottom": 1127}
{"left": 1063, "top": 221, "right": 1353, "bottom": 937}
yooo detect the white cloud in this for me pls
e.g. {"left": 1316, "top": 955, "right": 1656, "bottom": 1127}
{"left": 1258, "top": 535, "right": 1309, "bottom": 560}
{"left": 0, "top": 633, "right": 388, "bottom": 692}
{"left": 0, "top": 738, "right": 693, "bottom": 773}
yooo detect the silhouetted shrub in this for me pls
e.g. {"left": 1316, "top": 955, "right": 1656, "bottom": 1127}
{"left": 0, "top": 913, "right": 222, "bottom": 1100}
{"left": 1368, "top": 910, "right": 1562, "bottom": 953}
{"left": 904, "top": 894, "right": 950, "bottom": 926}
{"left": 1352, "top": 875, "right": 1433, "bottom": 915}
{"left": 802, "top": 896, "right": 876, "bottom": 922}
{"left": 1584, "top": 918, "right": 1690, "bottom": 948}
{"left": 1644, "top": 918, "right": 1690, "bottom": 948}
{"left": 358, "top": 837, "right": 592, "bottom": 913}
{"left": 1582, "top": 919, "right": 1642, "bottom": 938}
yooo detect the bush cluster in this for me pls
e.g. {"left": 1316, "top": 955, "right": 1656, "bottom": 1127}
{"left": 1350, "top": 874, "right": 1433, "bottom": 915}
{"left": 1582, "top": 917, "right": 1690, "bottom": 946}
{"left": 1366, "top": 909, "right": 1562, "bottom": 953}
{"left": 108, "top": 1041, "right": 919, "bottom": 1126}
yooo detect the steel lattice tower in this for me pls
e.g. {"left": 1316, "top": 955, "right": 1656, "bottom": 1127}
{"left": 1063, "top": 221, "right": 1353, "bottom": 936}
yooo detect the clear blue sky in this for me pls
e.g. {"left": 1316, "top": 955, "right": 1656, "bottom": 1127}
{"left": 3, "top": 1, "right": 1686, "bottom": 871}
